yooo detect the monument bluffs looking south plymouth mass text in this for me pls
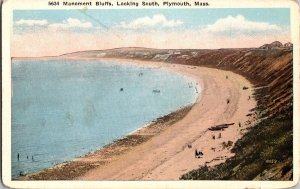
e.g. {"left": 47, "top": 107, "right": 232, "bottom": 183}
{"left": 49, "top": 1, "right": 209, "bottom": 7}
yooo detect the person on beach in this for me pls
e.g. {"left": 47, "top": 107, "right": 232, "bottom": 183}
{"left": 32, "top": 156, "right": 34, "bottom": 161}
{"left": 195, "top": 149, "right": 204, "bottom": 158}
{"left": 17, "top": 153, "right": 20, "bottom": 161}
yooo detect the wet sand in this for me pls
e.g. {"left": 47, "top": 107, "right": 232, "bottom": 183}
{"left": 25, "top": 58, "right": 257, "bottom": 180}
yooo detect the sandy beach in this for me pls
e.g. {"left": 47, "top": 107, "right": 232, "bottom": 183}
{"left": 25, "top": 58, "right": 257, "bottom": 180}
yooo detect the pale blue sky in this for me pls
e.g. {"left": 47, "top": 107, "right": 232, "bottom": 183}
{"left": 12, "top": 8, "right": 291, "bottom": 56}
{"left": 14, "top": 8, "right": 290, "bottom": 31}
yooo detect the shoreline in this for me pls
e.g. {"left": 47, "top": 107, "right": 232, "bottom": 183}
{"left": 20, "top": 58, "right": 257, "bottom": 180}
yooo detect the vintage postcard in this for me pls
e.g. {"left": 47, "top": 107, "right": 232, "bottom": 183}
{"left": 1, "top": 0, "right": 299, "bottom": 188}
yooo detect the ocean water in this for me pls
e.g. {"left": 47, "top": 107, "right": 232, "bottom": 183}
{"left": 11, "top": 59, "right": 200, "bottom": 178}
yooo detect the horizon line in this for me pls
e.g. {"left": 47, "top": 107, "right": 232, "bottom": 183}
{"left": 11, "top": 46, "right": 259, "bottom": 59}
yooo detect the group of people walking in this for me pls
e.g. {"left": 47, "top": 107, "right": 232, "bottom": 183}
{"left": 17, "top": 153, "right": 34, "bottom": 161}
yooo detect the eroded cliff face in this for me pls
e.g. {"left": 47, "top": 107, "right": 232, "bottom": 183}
{"left": 63, "top": 44, "right": 293, "bottom": 180}
{"left": 180, "top": 49, "right": 293, "bottom": 118}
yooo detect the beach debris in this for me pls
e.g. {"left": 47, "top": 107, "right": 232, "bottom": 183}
{"left": 208, "top": 123, "right": 234, "bottom": 131}
{"left": 227, "top": 99, "right": 230, "bottom": 104}
{"left": 246, "top": 113, "right": 252, "bottom": 117}
{"left": 245, "top": 120, "right": 251, "bottom": 125}
{"left": 243, "top": 86, "right": 249, "bottom": 90}
{"left": 222, "top": 141, "right": 233, "bottom": 149}
{"left": 195, "top": 149, "right": 203, "bottom": 158}
{"left": 188, "top": 144, "right": 192, "bottom": 148}
{"left": 218, "top": 133, "right": 222, "bottom": 139}
{"left": 120, "top": 88, "right": 124, "bottom": 92}
{"left": 153, "top": 89, "right": 160, "bottom": 93}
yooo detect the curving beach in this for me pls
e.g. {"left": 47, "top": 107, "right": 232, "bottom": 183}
{"left": 24, "top": 58, "right": 257, "bottom": 180}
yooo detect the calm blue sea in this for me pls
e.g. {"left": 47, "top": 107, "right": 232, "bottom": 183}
{"left": 11, "top": 59, "right": 200, "bottom": 178}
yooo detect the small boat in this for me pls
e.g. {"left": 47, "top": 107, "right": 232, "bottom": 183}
{"left": 152, "top": 89, "right": 160, "bottom": 93}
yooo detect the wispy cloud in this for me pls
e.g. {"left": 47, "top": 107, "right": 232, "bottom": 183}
{"left": 117, "top": 14, "right": 183, "bottom": 29}
{"left": 201, "top": 15, "right": 282, "bottom": 35}
{"left": 15, "top": 19, "right": 48, "bottom": 26}
{"left": 48, "top": 18, "right": 93, "bottom": 30}
{"left": 14, "top": 18, "right": 93, "bottom": 33}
